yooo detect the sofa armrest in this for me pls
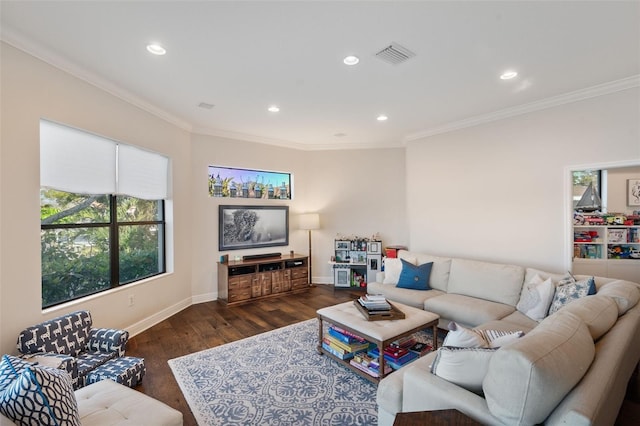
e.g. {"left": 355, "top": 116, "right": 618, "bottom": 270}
{"left": 87, "top": 328, "right": 129, "bottom": 357}
{"left": 402, "top": 356, "right": 499, "bottom": 424}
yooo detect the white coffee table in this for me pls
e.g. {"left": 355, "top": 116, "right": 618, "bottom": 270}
{"left": 317, "top": 300, "right": 439, "bottom": 382}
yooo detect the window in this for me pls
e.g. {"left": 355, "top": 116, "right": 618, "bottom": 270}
{"left": 40, "top": 120, "right": 169, "bottom": 308}
{"left": 41, "top": 192, "right": 165, "bottom": 307}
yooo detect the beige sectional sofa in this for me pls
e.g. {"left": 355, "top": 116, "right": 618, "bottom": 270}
{"left": 369, "top": 250, "right": 640, "bottom": 426}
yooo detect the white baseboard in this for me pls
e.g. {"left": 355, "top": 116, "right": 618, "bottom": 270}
{"left": 313, "top": 275, "right": 333, "bottom": 285}
{"left": 126, "top": 297, "right": 192, "bottom": 338}
{"left": 192, "top": 291, "right": 218, "bottom": 304}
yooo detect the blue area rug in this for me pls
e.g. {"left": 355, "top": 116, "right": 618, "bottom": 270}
{"left": 168, "top": 319, "right": 378, "bottom": 425}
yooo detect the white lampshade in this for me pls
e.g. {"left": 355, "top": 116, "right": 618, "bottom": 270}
{"left": 299, "top": 213, "right": 320, "bottom": 230}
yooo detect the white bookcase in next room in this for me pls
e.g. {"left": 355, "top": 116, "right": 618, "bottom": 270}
{"left": 573, "top": 223, "right": 640, "bottom": 282}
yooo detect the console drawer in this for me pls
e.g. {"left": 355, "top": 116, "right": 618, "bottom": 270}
{"left": 229, "top": 287, "right": 252, "bottom": 302}
{"left": 291, "top": 278, "right": 308, "bottom": 290}
{"left": 229, "top": 275, "right": 252, "bottom": 289}
{"left": 291, "top": 268, "right": 308, "bottom": 280}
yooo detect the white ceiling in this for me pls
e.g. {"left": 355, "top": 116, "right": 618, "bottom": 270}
{"left": 1, "top": 1, "right": 639, "bottom": 150}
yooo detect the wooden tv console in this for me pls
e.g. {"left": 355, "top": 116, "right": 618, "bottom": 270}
{"left": 217, "top": 253, "right": 309, "bottom": 306}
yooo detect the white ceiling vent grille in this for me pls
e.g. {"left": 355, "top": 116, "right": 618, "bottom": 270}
{"left": 375, "top": 42, "right": 415, "bottom": 65}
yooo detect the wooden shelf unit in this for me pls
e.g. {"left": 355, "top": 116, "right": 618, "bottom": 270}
{"left": 217, "top": 253, "right": 309, "bottom": 305}
{"left": 573, "top": 224, "right": 640, "bottom": 281}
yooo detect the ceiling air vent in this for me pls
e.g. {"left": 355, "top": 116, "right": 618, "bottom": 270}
{"left": 375, "top": 42, "right": 415, "bottom": 65}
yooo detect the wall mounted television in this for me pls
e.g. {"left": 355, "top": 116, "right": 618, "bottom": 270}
{"left": 219, "top": 205, "right": 289, "bottom": 251}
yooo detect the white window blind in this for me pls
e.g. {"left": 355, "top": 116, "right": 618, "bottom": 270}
{"left": 40, "top": 119, "right": 169, "bottom": 199}
{"left": 117, "top": 144, "right": 169, "bottom": 200}
{"left": 40, "top": 120, "right": 117, "bottom": 194}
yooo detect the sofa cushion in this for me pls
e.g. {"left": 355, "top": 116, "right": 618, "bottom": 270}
{"left": 367, "top": 282, "right": 443, "bottom": 309}
{"left": 561, "top": 295, "right": 619, "bottom": 340}
{"left": 596, "top": 280, "right": 640, "bottom": 315}
{"left": 548, "top": 278, "right": 591, "bottom": 315}
{"left": 516, "top": 274, "right": 555, "bottom": 322}
{"left": 483, "top": 310, "right": 595, "bottom": 425}
{"left": 447, "top": 258, "right": 525, "bottom": 306}
{"left": 423, "top": 294, "right": 515, "bottom": 327}
{"left": 397, "top": 260, "right": 432, "bottom": 290}
{"left": 383, "top": 257, "right": 416, "bottom": 285}
{"left": 0, "top": 364, "right": 80, "bottom": 426}
{"left": 523, "top": 268, "right": 570, "bottom": 285}
{"left": 431, "top": 347, "right": 497, "bottom": 394}
{"left": 405, "top": 251, "right": 452, "bottom": 292}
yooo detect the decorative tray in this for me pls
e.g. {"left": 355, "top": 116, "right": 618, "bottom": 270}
{"left": 353, "top": 300, "right": 406, "bottom": 321}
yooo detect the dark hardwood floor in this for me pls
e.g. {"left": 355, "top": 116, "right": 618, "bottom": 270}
{"left": 126, "top": 285, "right": 363, "bottom": 426}
{"left": 126, "top": 285, "right": 640, "bottom": 426}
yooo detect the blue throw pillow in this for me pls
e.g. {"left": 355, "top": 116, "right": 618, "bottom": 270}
{"left": 396, "top": 259, "right": 433, "bottom": 290}
{"left": 587, "top": 276, "right": 596, "bottom": 295}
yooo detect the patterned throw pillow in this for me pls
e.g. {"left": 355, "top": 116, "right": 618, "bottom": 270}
{"left": 516, "top": 274, "right": 556, "bottom": 321}
{"left": 0, "top": 355, "right": 31, "bottom": 393}
{"left": 0, "top": 365, "right": 80, "bottom": 426}
{"left": 478, "top": 329, "right": 525, "bottom": 348}
{"left": 548, "top": 278, "right": 592, "bottom": 315}
{"left": 396, "top": 259, "right": 433, "bottom": 290}
{"left": 431, "top": 346, "right": 498, "bottom": 393}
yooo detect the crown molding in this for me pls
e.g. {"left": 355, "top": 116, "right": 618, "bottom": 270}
{"left": 190, "top": 126, "right": 308, "bottom": 150}
{"left": 404, "top": 75, "right": 640, "bottom": 143}
{"left": 1, "top": 28, "right": 193, "bottom": 133}
{"left": 191, "top": 126, "right": 403, "bottom": 151}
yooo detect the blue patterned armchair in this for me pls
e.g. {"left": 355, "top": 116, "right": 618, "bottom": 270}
{"left": 16, "top": 310, "right": 129, "bottom": 389}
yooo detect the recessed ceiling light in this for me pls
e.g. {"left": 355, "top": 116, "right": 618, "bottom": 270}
{"left": 377, "top": 115, "right": 388, "bottom": 121}
{"left": 198, "top": 102, "right": 214, "bottom": 109}
{"left": 334, "top": 133, "right": 347, "bottom": 137}
{"left": 500, "top": 70, "right": 518, "bottom": 80}
{"left": 268, "top": 105, "right": 280, "bottom": 112}
{"left": 343, "top": 55, "right": 360, "bottom": 66}
{"left": 146, "top": 44, "right": 166, "bottom": 55}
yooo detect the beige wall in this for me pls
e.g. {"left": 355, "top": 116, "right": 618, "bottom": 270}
{"left": 607, "top": 166, "right": 640, "bottom": 213}
{"left": 0, "top": 43, "right": 193, "bottom": 354}
{"left": 405, "top": 88, "right": 640, "bottom": 273}
{"left": 301, "top": 148, "right": 408, "bottom": 283}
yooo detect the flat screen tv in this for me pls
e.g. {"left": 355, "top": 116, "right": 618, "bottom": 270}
{"left": 218, "top": 205, "right": 289, "bottom": 251}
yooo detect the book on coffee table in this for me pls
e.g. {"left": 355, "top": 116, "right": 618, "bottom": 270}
{"left": 353, "top": 299, "right": 406, "bottom": 321}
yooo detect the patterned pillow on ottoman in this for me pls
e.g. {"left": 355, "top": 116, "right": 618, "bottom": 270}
{"left": 0, "top": 364, "right": 80, "bottom": 426}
